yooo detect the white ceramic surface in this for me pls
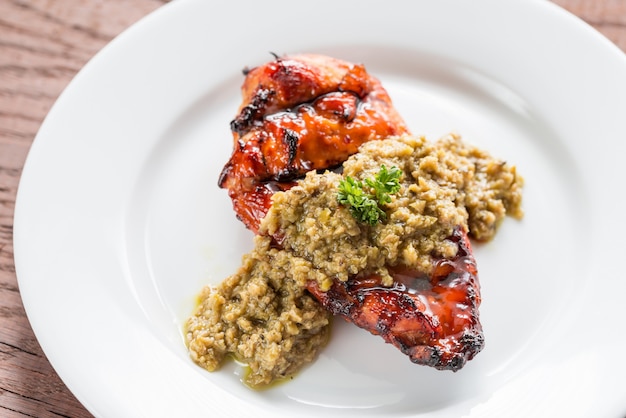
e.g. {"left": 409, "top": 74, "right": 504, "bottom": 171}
{"left": 14, "top": 0, "right": 626, "bottom": 417}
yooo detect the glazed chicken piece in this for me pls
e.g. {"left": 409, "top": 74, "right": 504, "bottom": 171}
{"left": 218, "top": 54, "right": 409, "bottom": 232}
{"left": 218, "top": 54, "right": 485, "bottom": 371}
{"left": 306, "top": 226, "right": 484, "bottom": 371}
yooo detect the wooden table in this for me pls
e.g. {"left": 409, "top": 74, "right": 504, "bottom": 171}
{"left": 0, "top": 1, "right": 624, "bottom": 417}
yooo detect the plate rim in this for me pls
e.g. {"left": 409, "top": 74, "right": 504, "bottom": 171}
{"left": 13, "top": 0, "right": 626, "bottom": 417}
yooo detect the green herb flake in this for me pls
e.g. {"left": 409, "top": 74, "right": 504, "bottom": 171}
{"left": 337, "top": 165, "right": 402, "bottom": 226}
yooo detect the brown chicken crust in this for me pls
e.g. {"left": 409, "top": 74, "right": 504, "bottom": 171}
{"left": 306, "top": 226, "right": 484, "bottom": 371}
{"left": 216, "top": 54, "right": 487, "bottom": 373}
{"left": 218, "top": 54, "right": 408, "bottom": 232}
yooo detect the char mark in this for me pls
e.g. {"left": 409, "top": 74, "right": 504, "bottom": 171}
{"left": 283, "top": 128, "right": 299, "bottom": 166}
{"left": 231, "top": 88, "right": 275, "bottom": 135}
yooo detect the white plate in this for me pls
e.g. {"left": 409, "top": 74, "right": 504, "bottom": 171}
{"left": 14, "top": 0, "right": 626, "bottom": 416}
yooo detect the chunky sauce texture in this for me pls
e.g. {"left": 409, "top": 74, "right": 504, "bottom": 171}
{"left": 187, "top": 134, "right": 523, "bottom": 387}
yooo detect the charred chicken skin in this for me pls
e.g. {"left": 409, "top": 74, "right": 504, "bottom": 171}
{"left": 218, "top": 54, "right": 409, "bottom": 232}
{"left": 306, "top": 226, "right": 484, "bottom": 371}
{"left": 218, "top": 54, "right": 485, "bottom": 371}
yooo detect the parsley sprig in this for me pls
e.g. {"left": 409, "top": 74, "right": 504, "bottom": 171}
{"left": 337, "top": 165, "right": 402, "bottom": 226}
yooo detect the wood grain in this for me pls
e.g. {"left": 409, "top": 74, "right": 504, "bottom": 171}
{"left": 0, "top": 1, "right": 624, "bottom": 417}
{"left": 0, "top": 2, "right": 168, "bottom": 417}
{"left": 552, "top": 0, "right": 626, "bottom": 51}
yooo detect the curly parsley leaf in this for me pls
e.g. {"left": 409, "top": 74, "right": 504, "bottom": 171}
{"left": 365, "top": 164, "right": 402, "bottom": 205}
{"left": 337, "top": 165, "right": 402, "bottom": 226}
